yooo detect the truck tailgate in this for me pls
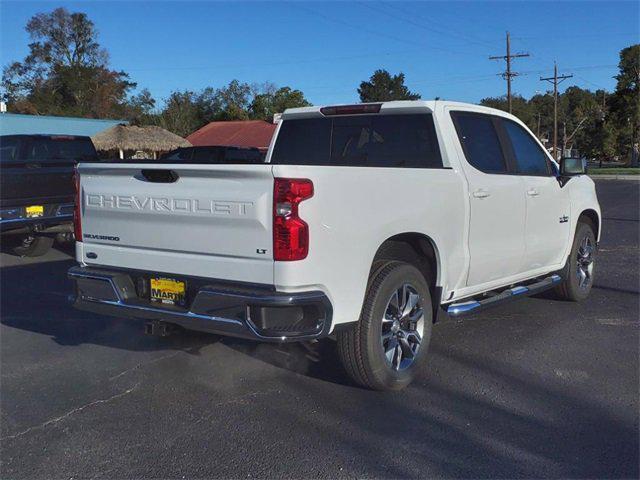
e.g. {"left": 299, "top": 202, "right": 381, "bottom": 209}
{"left": 77, "top": 163, "right": 275, "bottom": 284}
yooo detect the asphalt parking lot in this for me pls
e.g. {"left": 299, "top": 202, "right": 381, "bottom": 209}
{"left": 1, "top": 179, "right": 638, "bottom": 479}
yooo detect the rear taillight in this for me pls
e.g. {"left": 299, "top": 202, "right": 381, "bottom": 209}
{"left": 273, "top": 178, "right": 313, "bottom": 261}
{"left": 73, "top": 167, "right": 82, "bottom": 242}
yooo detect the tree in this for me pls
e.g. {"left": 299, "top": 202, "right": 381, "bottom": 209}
{"left": 156, "top": 90, "right": 206, "bottom": 138}
{"left": 205, "top": 80, "right": 253, "bottom": 121}
{"left": 1, "top": 7, "right": 136, "bottom": 118}
{"left": 358, "top": 69, "right": 421, "bottom": 102}
{"left": 250, "top": 85, "right": 311, "bottom": 121}
{"left": 123, "top": 88, "right": 156, "bottom": 125}
{"left": 610, "top": 44, "right": 640, "bottom": 165}
{"left": 480, "top": 94, "right": 535, "bottom": 129}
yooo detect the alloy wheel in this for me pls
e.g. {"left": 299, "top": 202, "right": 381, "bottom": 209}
{"left": 381, "top": 283, "right": 425, "bottom": 371}
{"left": 576, "top": 235, "right": 595, "bottom": 290}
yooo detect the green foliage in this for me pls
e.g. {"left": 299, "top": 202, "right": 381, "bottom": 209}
{"left": 2, "top": 7, "right": 636, "bottom": 157}
{"left": 610, "top": 44, "right": 639, "bottom": 164}
{"left": 358, "top": 69, "right": 421, "bottom": 102}
{"left": 153, "top": 81, "right": 311, "bottom": 137}
{"left": 481, "top": 87, "right": 614, "bottom": 160}
{"left": 1, "top": 7, "right": 135, "bottom": 119}
{"left": 588, "top": 167, "right": 640, "bottom": 175}
{"left": 124, "top": 89, "right": 156, "bottom": 125}
{"left": 480, "top": 45, "right": 638, "bottom": 163}
{"left": 250, "top": 85, "right": 311, "bottom": 121}
{"left": 154, "top": 90, "right": 207, "bottom": 138}
{"left": 205, "top": 80, "right": 253, "bottom": 121}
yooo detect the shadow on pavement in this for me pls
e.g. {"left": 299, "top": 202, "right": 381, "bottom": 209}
{"left": 0, "top": 258, "right": 351, "bottom": 384}
{"left": 269, "top": 345, "right": 639, "bottom": 479}
{"left": 0, "top": 259, "right": 216, "bottom": 355}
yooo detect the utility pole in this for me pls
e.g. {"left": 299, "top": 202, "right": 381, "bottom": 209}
{"left": 489, "top": 32, "right": 529, "bottom": 113}
{"left": 540, "top": 63, "right": 573, "bottom": 160}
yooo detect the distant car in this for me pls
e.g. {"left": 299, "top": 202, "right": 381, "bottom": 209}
{"left": 0, "top": 134, "right": 98, "bottom": 256}
{"left": 160, "top": 146, "right": 264, "bottom": 163}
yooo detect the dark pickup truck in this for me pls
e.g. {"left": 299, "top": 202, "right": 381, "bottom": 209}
{"left": 0, "top": 134, "right": 98, "bottom": 256}
{"left": 160, "top": 145, "right": 264, "bottom": 163}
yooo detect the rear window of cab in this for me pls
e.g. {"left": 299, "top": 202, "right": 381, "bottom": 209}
{"left": 271, "top": 114, "right": 443, "bottom": 168}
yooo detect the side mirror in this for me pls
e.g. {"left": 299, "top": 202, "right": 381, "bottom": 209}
{"left": 560, "top": 157, "right": 586, "bottom": 176}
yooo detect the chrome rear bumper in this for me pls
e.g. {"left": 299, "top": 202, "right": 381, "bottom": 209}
{"left": 68, "top": 266, "right": 332, "bottom": 342}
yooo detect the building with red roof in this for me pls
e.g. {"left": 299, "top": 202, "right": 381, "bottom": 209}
{"left": 187, "top": 120, "right": 277, "bottom": 152}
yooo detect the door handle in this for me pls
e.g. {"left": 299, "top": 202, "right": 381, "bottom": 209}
{"left": 527, "top": 188, "right": 540, "bottom": 197}
{"left": 472, "top": 189, "right": 490, "bottom": 199}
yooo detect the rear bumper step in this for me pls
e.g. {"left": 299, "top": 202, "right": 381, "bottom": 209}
{"left": 447, "top": 274, "right": 562, "bottom": 317}
{"left": 68, "top": 265, "right": 332, "bottom": 342}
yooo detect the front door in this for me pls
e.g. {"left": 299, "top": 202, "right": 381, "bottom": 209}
{"left": 450, "top": 111, "right": 526, "bottom": 287}
{"left": 501, "top": 119, "right": 571, "bottom": 270}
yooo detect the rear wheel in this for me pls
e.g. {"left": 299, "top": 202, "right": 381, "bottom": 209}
{"left": 12, "top": 235, "right": 54, "bottom": 257}
{"left": 555, "top": 221, "right": 596, "bottom": 301}
{"left": 337, "top": 261, "right": 433, "bottom": 390}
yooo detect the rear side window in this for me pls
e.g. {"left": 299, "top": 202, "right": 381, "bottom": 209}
{"left": 164, "top": 148, "right": 194, "bottom": 161}
{"left": 224, "top": 149, "right": 263, "bottom": 163}
{"left": 0, "top": 136, "right": 21, "bottom": 162}
{"left": 503, "top": 120, "right": 550, "bottom": 176}
{"left": 272, "top": 114, "right": 443, "bottom": 168}
{"left": 272, "top": 118, "right": 331, "bottom": 166}
{"left": 192, "top": 148, "right": 220, "bottom": 162}
{"left": 451, "top": 113, "right": 507, "bottom": 174}
{"left": 22, "top": 137, "right": 97, "bottom": 162}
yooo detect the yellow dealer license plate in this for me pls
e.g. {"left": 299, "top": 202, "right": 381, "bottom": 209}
{"left": 26, "top": 205, "right": 44, "bottom": 218}
{"left": 150, "top": 277, "right": 186, "bottom": 306}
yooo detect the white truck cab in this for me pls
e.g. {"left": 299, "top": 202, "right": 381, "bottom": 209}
{"left": 69, "top": 100, "right": 601, "bottom": 390}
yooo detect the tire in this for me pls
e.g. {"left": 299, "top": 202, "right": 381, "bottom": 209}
{"left": 12, "top": 235, "right": 54, "bottom": 257}
{"left": 554, "top": 221, "right": 596, "bottom": 301}
{"left": 337, "top": 261, "right": 433, "bottom": 390}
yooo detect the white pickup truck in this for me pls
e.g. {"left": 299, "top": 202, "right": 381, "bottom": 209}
{"left": 69, "top": 100, "right": 601, "bottom": 390}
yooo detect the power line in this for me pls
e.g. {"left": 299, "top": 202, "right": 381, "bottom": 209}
{"left": 512, "top": 31, "right": 638, "bottom": 40}
{"left": 124, "top": 49, "right": 424, "bottom": 72}
{"left": 540, "top": 63, "right": 573, "bottom": 160}
{"left": 292, "top": 4, "right": 482, "bottom": 57}
{"left": 384, "top": 2, "right": 501, "bottom": 48}
{"left": 293, "top": 4, "right": 465, "bottom": 56}
{"left": 489, "top": 32, "right": 530, "bottom": 112}
{"left": 356, "top": 1, "right": 496, "bottom": 50}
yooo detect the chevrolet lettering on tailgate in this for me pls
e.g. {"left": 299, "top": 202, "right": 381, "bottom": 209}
{"left": 85, "top": 194, "right": 253, "bottom": 216}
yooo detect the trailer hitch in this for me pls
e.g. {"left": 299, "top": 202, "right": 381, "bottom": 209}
{"left": 144, "top": 320, "right": 178, "bottom": 337}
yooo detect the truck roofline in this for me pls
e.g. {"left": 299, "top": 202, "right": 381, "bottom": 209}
{"left": 281, "top": 100, "right": 522, "bottom": 122}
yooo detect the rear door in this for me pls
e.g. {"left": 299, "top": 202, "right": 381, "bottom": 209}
{"left": 78, "top": 163, "right": 275, "bottom": 284}
{"left": 450, "top": 111, "right": 526, "bottom": 287}
{"left": 501, "top": 118, "right": 570, "bottom": 270}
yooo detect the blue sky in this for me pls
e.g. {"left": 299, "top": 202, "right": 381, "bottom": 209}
{"left": 1, "top": 1, "right": 638, "bottom": 107}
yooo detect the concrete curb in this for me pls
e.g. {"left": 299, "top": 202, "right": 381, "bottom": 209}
{"left": 589, "top": 175, "right": 640, "bottom": 181}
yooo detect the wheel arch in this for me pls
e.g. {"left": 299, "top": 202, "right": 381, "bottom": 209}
{"left": 372, "top": 233, "right": 441, "bottom": 283}
{"left": 578, "top": 208, "right": 600, "bottom": 242}
{"left": 370, "top": 232, "right": 444, "bottom": 321}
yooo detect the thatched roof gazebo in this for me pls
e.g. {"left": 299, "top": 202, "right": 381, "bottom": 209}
{"left": 92, "top": 124, "right": 191, "bottom": 159}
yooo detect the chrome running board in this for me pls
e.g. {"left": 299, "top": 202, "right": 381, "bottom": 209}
{"left": 447, "top": 274, "right": 562, "bottom": 317}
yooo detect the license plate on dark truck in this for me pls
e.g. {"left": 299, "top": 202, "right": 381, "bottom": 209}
{"left": 150, "top": 277, "right": 186, "bottom": 306}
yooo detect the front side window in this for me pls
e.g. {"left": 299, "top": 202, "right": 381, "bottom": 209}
{"left": 503, "top": 120, "right": 550, "bottom": 176}
{"left": 271, "top": 114, "right": 443, "bottom": 168}
{"left": 451, "top": 113, "right": 507, "bottom": 174}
